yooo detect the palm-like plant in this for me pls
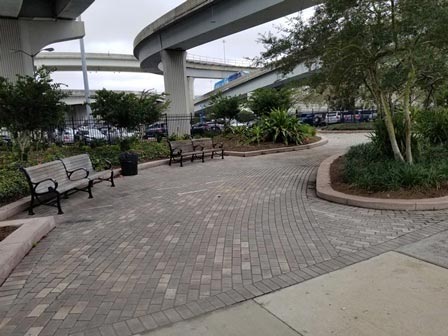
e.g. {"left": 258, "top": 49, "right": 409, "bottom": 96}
{"left": 262, "top": 108, "right": 305, "bottom": 145}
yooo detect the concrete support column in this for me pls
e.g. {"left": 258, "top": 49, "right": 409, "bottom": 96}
{"left": 187, "top": 77, "right": 195, "bottom": 115}
{"left": 0, "top": 19, "right": 33, "bottom": 79}
{"left": 0, "top": 18, "right": 85, "bottom": 80}
{"left": 161, "top": 49, "right": 191, "bottom": 136}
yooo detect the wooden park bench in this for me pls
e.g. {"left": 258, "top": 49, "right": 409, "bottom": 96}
{"left": 20, "top": 160, "right": 93, "bottom": 215}
{"left": 60, "top": 154, "right": 115, "bottom": 187}
{"left": 168, "top": 140, "right": 204, "bottom": 167}
{"left": 192, "top": 138, "right": 224, "bottom": 160}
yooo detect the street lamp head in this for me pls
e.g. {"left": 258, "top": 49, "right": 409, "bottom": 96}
{"left": 9, "top": 47, "right": 54, "bottom": 57}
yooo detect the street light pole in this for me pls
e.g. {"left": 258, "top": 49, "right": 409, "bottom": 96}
{"left": 77, "top": 16, "right": 92, "bottom": 119}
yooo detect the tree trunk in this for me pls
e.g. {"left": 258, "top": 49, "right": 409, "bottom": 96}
{"left": 403, "top": 66, "right": 416, "bottom": 164}
{"left": 380, "top": 93, "right": 405, "bottom": 162}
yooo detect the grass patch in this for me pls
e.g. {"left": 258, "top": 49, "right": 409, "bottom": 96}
{"left": 321, "top": 122, "right": 374, "bottom": 131}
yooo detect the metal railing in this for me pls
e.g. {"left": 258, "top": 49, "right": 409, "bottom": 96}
{"left": 187, "top": 53, "right": 256, "bottom": 68}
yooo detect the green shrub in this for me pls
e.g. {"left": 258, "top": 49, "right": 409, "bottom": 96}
{"left": 343, "top": 143, "right": 448, "bottom": 192}
{"left": 415, "top": 107, "right": 448, "bottom": 145}
{"left": 0, "top": 167, "right": 29, "bottom": 206}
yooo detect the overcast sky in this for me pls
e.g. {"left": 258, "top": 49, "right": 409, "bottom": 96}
{"left": 48, "top": 0, "right": 314, "bottom": 96}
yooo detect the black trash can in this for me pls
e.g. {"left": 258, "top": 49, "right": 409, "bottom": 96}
{"left": 119, "top": 152, "right": 138, "bottom": 176}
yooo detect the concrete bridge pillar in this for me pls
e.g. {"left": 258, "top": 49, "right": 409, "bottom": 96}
{"left": 161, "top": 49, "right": 191, "bottom": 136}
{"left": 0, "top": 18, "right": 85, "bottom": 80}
{"left": 187, "top": 77, "right": 195, "bottom": 116}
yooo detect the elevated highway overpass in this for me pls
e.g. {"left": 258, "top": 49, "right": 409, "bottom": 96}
{"left": 34, "top": 52, "right": 255, "bottom": 79}
{"left": 133, "top": 0, "right": 318, "bottom": 133}
{"left": 194, "top": 63, "right": 313, "bottom": 112}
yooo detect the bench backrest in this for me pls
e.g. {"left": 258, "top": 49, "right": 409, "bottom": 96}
{"left": 22, "top": 161, "right": 70, "bottom": 193}
{"left": 61, "top": 154, "right": 95, "bottom": 175}
{"left": 192, "top": 138, "right": 214, "bottom": 150}
{"left": 169, "top": 140, "right": 194, "bottom": 153}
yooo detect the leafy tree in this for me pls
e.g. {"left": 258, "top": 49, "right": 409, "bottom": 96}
{"left": 259, "top": 0, "right": 448, "bottom": 163}
{"left": 209, "top": 92, "right": 242, "bottom": 123}
{"left": 92, "top": 89, "right": 168, "bottom": 139}
{"left": 0, "top": 67, "right": 67, "bottom": 160}
{"left": 247, "top": 87, "right": 293, "bottom": 117}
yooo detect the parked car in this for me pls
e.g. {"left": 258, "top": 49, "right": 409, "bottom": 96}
{"left": 101, "top": 128, "right": 136, "bottom": 143}
{"left": 206, "top": 121, "right": 224, "bottom": 131}
{"left": 299, "top": 112, "right": 327, "bottom": 126}
{"left": 191, "top": 122, "right": 211, "bottom": 135}
{"left": 76, "top": 128, "right": 106, "bottom": 144}
{"left": 325, "top": 112, "right": 342, "bottom": 124}
{"left": 145, "top": 122, "right": 167, "bottom": 139}
{"left": 0, "top": 134, "right": 12, "bottom": 147}
{"left": 54, "top": 128, "right": 75, "bottom": 144}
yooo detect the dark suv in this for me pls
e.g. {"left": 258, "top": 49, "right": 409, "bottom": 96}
{"left": 145, "top": 122, "right": 167, "bottom": 139}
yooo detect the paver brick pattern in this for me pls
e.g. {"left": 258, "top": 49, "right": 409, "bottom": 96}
{"left": 1, "top": 134, "right": 447, "bottom": 335}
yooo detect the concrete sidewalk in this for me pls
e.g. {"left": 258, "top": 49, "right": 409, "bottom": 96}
{"left": 143, "top": 231, "right": 448, "bottom": 336}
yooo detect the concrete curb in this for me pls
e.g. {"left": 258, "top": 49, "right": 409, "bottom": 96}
{"left": 316, "top": 154, "right": 448, "bottom": 211}
{"left": 0, "top": 216, "right": 55, "bottom": 285}
{"left": 225, "top": 137, "right": 328, "bottom": 158}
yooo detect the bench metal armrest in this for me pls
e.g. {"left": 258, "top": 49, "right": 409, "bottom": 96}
{"left": 33, "top": 178, "right": 59, "bottom": 193}
{"left": 193, "top": 145, "right": 204, "bottom": 151}
{"left": 213, "top": 142, "right": 224, "bottom": 149}
{"left": 67, "top": 167, "right": 89, "bottom": 179}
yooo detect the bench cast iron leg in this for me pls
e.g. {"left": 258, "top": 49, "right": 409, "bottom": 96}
{"left": 180, "top": 156, "right": 183, "bottom": 167}
{"left": 202, "top": 152, "right": 205, "bottom": 163}
{"left": 169, "top": 155, "right": 172, "bottom": 166}
{"left": 88, "top": 181, "right": 93, "bottom": 198}
{"left": 28, "top": 195, "right": 35, "bottom": 216}
{"left": 221, "top": 149, "right": 224, "bottom": 159}
{"left": 110, "top": 172, "right": 115, "bottom": 187}
{"left": 56, "top": 193, "right": 64, "bottom": 215}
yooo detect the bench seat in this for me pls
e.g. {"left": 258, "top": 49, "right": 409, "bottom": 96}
{"left": 168, "top": 140, "right": 204, "bottom": 167}
{"left": 21, "top": 160, "right": 93, "bottom": 215}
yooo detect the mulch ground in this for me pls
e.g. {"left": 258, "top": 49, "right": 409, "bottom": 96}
{"left": 217, "top": 136, "right": 321, "bottom": 152}
{"left": 0, "top": 226, "right": 19, "bottom": 242}
{"left": 330, "top": 155, "right": 448, "bottom": 199}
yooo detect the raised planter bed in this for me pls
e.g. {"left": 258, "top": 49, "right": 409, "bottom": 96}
{"left": 317, "top": 154, "right": 448, "bottom": 211}
{"left": 225, "top": 137, "right": 328, "bottom": 157}
{"left": 0, "top": 217, "right": 55, "bottom": 285}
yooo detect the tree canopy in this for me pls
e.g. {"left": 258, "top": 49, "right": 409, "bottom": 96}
{"left": 247, "top": 87, "right": 293, "bottom": 117}
{"left": 208, "top": 92, "right": 243, "bottom": 122}
{"left": 0, "top": 67, "right": 67, "bottom": 133}
{"left": 259, "top": 0, "right": 448, "bottom": 163}
{"left": 91, "top": 89, "right": 168, "bottom": 129}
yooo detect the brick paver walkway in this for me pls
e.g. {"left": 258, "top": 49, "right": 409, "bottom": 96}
{"left": 1, "top": 134, "right": 447, "bottom": 336}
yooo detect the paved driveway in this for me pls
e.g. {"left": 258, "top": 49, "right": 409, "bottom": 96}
{"left": 1, "top": 133, "right": 447, "bottom": 336}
